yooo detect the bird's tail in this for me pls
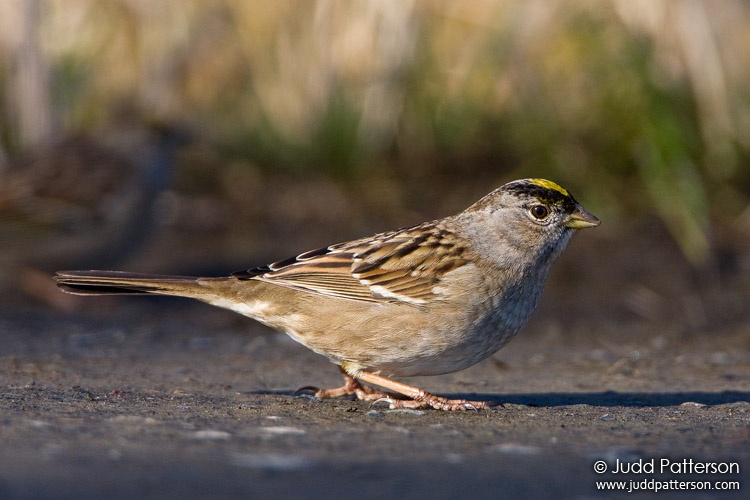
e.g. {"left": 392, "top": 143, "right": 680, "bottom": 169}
{"left": 54, "top": 270, "right": 218, "bottom": 299}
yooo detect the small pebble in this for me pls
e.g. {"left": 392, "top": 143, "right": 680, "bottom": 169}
{"left": 190, "top": 429, "right": 232, "bottom": 440}
{"left": 385, "top": 409, "right": 426, "bottom": 416}
{"left": 29, "top": 419, "right": 51, "bottom": 429}
{"left": 228, "top": 453, "right": 314, "bottom": 471}
{"left": 259, "top": 426, "right": 306, "bottom": 435}
{"left": 491, "top": 443, "right": 541, "bottom": 455}
{"left": 723, "top": 401, "right": 750, "bottom": 408}
{"left": 680, "top": 402, "right": 707, "bottom": 408}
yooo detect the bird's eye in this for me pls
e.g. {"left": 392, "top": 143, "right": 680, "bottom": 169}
{"left": 530, "top": 204, "right": 549, "bottom": 220}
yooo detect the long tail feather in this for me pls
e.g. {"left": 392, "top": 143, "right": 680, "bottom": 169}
{"left": 54, "top": 270, "right": 209, "bottom": 297}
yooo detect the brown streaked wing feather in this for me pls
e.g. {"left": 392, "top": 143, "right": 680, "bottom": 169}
{"left": 245, "top": 222, "right": 469, "bottom": 304}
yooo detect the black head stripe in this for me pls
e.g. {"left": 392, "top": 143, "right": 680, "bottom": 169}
{"left": 503, "top": 179, "right": 578, "bottom": 213}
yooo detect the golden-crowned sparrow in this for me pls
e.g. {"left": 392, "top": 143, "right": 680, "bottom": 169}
{"left": 55, "top": 178, "right": 599, "bottom": 410}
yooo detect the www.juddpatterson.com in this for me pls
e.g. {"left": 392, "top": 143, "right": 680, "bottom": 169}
{"left": 593, "top": 458, "right": 741, "bottom": 493}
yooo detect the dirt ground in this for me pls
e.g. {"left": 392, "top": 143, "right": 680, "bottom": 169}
{"left": 1, "top": 214, "right": 749, "bottom": 499}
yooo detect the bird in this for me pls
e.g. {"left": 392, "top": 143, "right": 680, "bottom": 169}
{"left": 55, "top": 178, "right": 599, "bottom": 410}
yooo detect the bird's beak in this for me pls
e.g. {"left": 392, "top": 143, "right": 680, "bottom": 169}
{"left": 565, "top": 205, "right": 600, "bottom": 229}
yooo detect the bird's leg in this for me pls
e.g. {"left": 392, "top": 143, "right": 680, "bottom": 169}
{"left": 353, "top": 370, "right": 492, "bottom": 411}
{"left": 301, "top": 366, "right": 401, "bottom": 402}
{"left": 301, "top": 366, "right": 492, "bottom": 410}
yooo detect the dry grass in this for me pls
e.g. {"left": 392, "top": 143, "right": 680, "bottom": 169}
{"left": 1, "top": 0, "right": 749, "bottom": 264}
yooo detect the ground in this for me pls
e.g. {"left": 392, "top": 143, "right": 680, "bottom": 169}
{"left": 1, "top": 211, "right": 748, "bottom": 499}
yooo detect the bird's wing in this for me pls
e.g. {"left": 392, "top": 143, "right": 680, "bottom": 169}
{"left": 232, "top": 222, "right": 469, "bottom": 305}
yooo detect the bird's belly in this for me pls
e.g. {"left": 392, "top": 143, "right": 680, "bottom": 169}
{"left": 245, "top": 280, "right": 540, "bottom": 379}
{"left": 369, "top": 320, "right": 524, "bottom": 377}
{"left": 280, "top": 301, "right": 530, "bottom": 378}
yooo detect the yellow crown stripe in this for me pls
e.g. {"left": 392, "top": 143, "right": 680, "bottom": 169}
{"left": 529, "top": 179, "right": 569, "bottom": 197}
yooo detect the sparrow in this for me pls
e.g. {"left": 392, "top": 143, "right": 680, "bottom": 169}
{"left": 55, "top": 178, "right": 599, "bottom": 410}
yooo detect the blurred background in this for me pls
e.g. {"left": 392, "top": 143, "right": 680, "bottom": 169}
{"left": 0, "top": 0, "right": 748, "bottom": 329}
